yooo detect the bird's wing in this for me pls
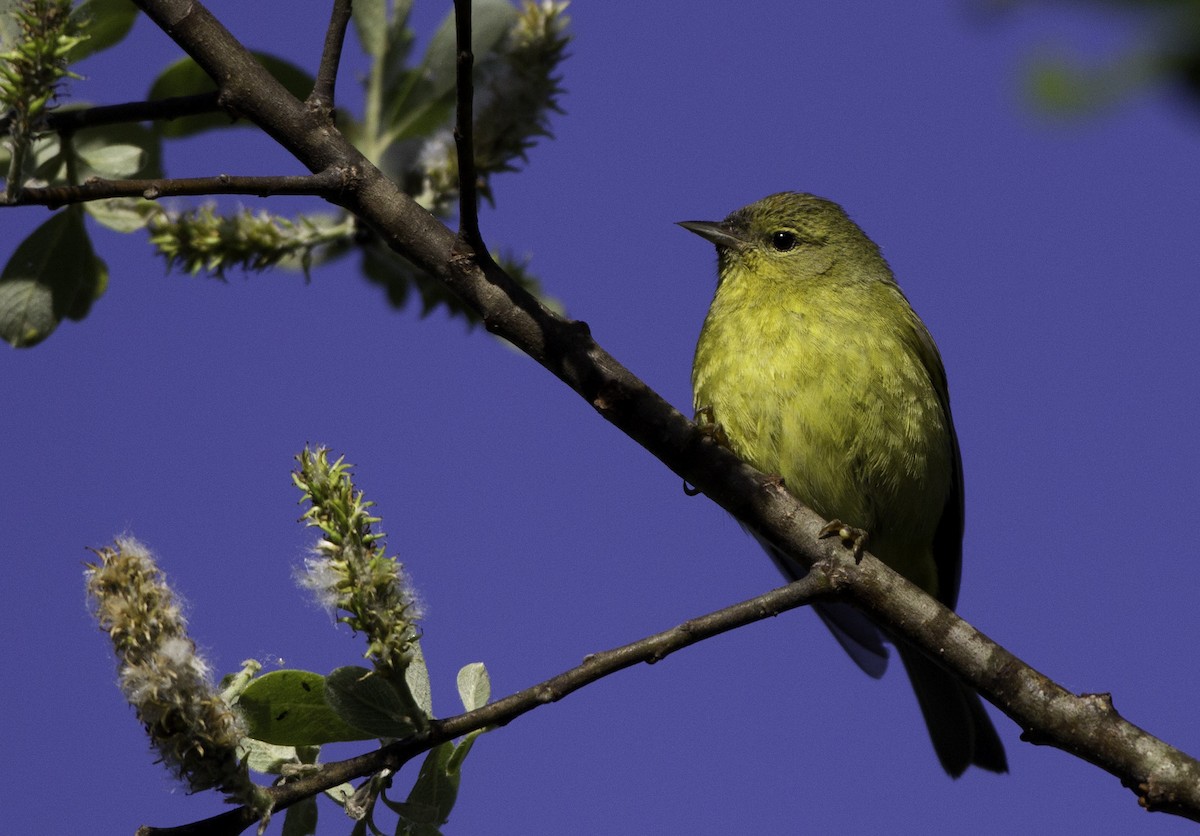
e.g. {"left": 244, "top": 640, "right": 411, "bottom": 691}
{"left": 908, "top": 314, "right": 964, "bottom": 609}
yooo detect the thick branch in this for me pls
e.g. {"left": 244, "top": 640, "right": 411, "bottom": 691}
{"left": 12, "top": 169, "right": 351, "bottom": 208}
{"left": 128, "top": 0, "right": 1200, "bottom": 825}
{"left": 138, "top": 572, "right": 835, "bottom": 836}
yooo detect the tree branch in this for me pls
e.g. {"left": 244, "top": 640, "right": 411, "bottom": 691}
{"left": 0, "top": 93, "right": 224, "bottom": 135}
{"left": 309, "top": 0, "right": 352, "bottom": 116}
{"left": 138, "top": 572, "right": 835, "bottom": 836}
{"left": 125, "top": 0, "right": 1200, "bottom": 825}
{"left": 452, "top": 0, "right": 485, "bottom": 253}
{"left": 11, "top": 169, "right": 352, "bottom": 208}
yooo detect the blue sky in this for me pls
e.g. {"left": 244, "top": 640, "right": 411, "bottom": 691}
{"left": 5, "top": 1, "right": 1200, "bottom": 833}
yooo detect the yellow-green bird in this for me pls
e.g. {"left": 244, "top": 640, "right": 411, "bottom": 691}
{"left": 683, "top": 192, "right": 1006, "bottom": 777}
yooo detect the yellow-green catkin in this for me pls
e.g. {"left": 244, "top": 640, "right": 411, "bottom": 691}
{"left": 85, "top": 538, "right": 270, "bottom": 816}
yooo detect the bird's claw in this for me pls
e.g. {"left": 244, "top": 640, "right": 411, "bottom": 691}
{"left": 818, "top": 519, "right": 869, "bottom": 562}
{"left": 694, "top": 405, "right": 732, "bottom": 449}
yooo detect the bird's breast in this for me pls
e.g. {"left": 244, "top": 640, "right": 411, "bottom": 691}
{"left": 692, "top": 287, "right": 952, "bottom": 579}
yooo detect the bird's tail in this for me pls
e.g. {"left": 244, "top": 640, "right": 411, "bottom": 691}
{"left": 896, "top": 642, "right": 1008, "bottom": 777}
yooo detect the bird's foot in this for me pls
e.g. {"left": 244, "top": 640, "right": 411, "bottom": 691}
{"left": 693, "top": 405, "right": 732, "bottom": 449}
{"left": 684, "top": 406, "right": 734, "bottom": 496}
{"left": 818, "top": 519, "right": 869, "bottom": 562}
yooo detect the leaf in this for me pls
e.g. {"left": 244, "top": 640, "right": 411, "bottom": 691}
{"left": 406, "top": 639, "right": 433, "bottom": 717}
{"left": 324, "top": 666, "right": 424, "bottom": 739}
{"left": 0, "top": 210, "right": 107, "bottom": 347}
{"left": 396, "top": 742, "right": 455, "bottom": 833}
{"left": 455, "top": 663, "right": 489, "bottom": 712}
{"left": 76, "top": 142, "right": 144, "bottom": 177}
{"left": 381, "top": 0, "right": 515, "bottom": 141}
{"left": 352, "top": 0, "right": 391, "bottom": 59}
{"left": 239, "top": 669, "right": 375, "bottom": 746}
{"left": 324, "top": 781, "right": 356, "bottom": 806}
{"left": 394, "top": 729, "right": 484, "bottom": 834}
{"left": 69, "top": 0, "right": 139, "bottom": 62}
{"left": 84, "top": 197, "right": 157, "bottom": 233}
{"left": 423, "top": 0, "right": 516, "bottom": 100}
{"left": 0, "top": 1, "right": 21, "bottom": 51}
{"left": 0, "top": 132, "right": 65, "bottom": 185}
{"left": 281, "top": 796, "right": 319, "bottom": 836}
{"left": 240, "top": 738, "right": 302, "bottom": 775}
{"left": 75, "top": 122, "right": 163, "bottom": 183}
{"left": 147, "top": 53, "right": 316, "bottom": 138}
{"left": 446, "top": 728, "right": 485, "bottom": 775}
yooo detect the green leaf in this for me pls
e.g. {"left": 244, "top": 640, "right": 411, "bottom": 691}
{"left": 394, "top": 729, "right": 484, "bottom": 834}
{"left": 75, "top": 122, "right": 163, "bottom": 181}
{"left": 69, "top": 0, "right": 139, "bottom": 62}
{"left": 406, "top": 640, "right": 433, "bottom": 717}
{"left": 0, "top": 209, "right": 106, "bottom": 347}
{"left": 381, "top": 0, "right": 515, "bottom": 142}
{"left": 324, "top": 666, "right": 424, "bottom": 739}
{"left": 147, "top": 53, "right": 316, "bottom": 138}
{"left": 446, "top": 728, "right": 485, "bottom": 776}
{"left": 0, "top": 132, "right": 65, "bottom": 184}
{"left": 352, "top": 0, "right": 391, "bottom": 58}
{"left": 396, "top": 742, "right": 455, "bottom": 833}
{"left": 76, "top": 142, "right": 142, "bottom": 178}
{"left": 239, "top": 669, "right": 375, "bottom": 746}
{"left": 281, "top": 796, "right": 319, "bottom": 836}
{"left": 84, "top": 197, "right": 156, "bottom": 233}
{"left": 455, "top": 663, "right": 489, "bottom": 712}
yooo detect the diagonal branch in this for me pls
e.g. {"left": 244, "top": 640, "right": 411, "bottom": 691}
{"left": 126, "top": 0, "right": 1200, "bottom": 826}
{"left": 138, "top": 571, "right": 836, "bottom": 836}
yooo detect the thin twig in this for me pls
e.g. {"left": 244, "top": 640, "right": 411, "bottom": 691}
{"left": 138, "top": 572, "right": 835, "bottom": 836}
{"left": 0, "top": 93, "right": 224, "bottom": 135}
{"left": 452, "top": 0, "right": 486, "bottom": 253}
{"left": 309, "top": 0, "right": 353, "bottom": 115}
{"left": 11, "top": 170, "right": 351, "bottom": 209}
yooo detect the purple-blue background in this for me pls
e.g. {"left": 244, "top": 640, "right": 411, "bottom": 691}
{"left": 5, "top": 2, "right": 1199, "bottom": 833}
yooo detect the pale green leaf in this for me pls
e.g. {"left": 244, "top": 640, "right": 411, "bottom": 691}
{"left": 84, "top": 197, "right": 156, "bottom": 233}
{"left": 239, "top": 738, "right": 302, "bottom": 775}
{"left": 455, "top": 662, "right": 489, "bottom": 712}
{"left": 406, "top": 639, "right": 433, "bottom": 717}
{"left": 352, "top": 0, "right": 389, "bottom": 58}
{"left": 75, "top": 122, "right": 161, "bottom": 182}
{"left": 75, "top": 142, "right": 143, "bottom": 178}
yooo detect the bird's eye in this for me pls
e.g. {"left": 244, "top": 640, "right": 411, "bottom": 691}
{"left": 770, "top": 231, "right": 798, "bottom": 252}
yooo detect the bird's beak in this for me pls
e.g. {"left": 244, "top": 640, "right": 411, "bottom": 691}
{"left": 677, "top": 220, "right": 748, "bottom": 251}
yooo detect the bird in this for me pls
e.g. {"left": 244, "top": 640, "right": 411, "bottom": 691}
{"left": 683, "top": 191, "right": 1007, "bottom": 776}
